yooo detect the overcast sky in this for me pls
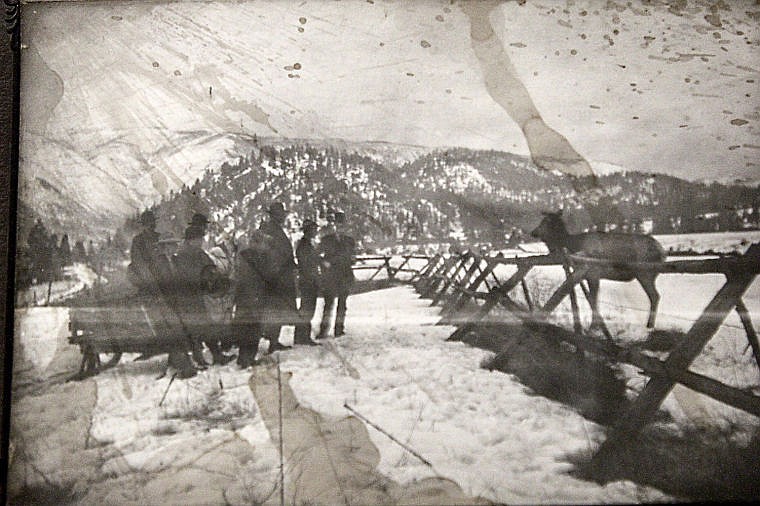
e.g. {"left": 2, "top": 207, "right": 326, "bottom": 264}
{"left": 22, "top": 0, "right": 760, "bottom": 183}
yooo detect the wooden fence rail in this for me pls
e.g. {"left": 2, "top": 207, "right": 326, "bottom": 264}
{"left": 407, "top": 243, "right": 760, "bottom": 464}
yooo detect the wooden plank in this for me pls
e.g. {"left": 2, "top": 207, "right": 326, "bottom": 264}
{"left": 736, "top": 299, "right": 760, "bottom": 375}
{"left": 367, "top": 261, "right": 386, "bottom": 280}
{"left": 415, "top": 255, "right": 447, "bottom": 292}
{"left": 539, "top": 266, "right": 590, "bottom": 315}
{"left": 600, "top": 272, "right": 756, "bottom": 447}
{"left": 433, "top": 254, "right": 475, "bottom": 306}
{"left": 409, "top": 254, "right": 438, "bottom": 284}
{"left": 389, "top": 256, "right": 412, "bottom": 280}
{"left": 567, "top": 252, "right": 760, "bottom": 275}
{"left": 561, "top": 256, "right": 583, "bottom": 334}
{"left": 439, "top": 257, "right": 483, "bottom": 312}
{"left": 442, "top": 257, "right": 496, "bottom": 318}
{"left": 486, "top": 254, "right": 562, "bottom": 267}
{"left": 424, "top": 255, "right": 465, "bottom": 298}
{"left": 528, "top": 321, "right": 760, "bottom": 418}
{"left": 446, "top": 265, "right": 533, "bottom": 340}
{"left": 521, "top": 278, "right": 534, "bottom": 312}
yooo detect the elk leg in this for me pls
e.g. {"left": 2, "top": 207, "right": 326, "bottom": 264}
{"left": 586, "top": 275, "right": 602, "bottom": 329}
{"left": 637, "top": 273, "right": 660, "bottom": 329}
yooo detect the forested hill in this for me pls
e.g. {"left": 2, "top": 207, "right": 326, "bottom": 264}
{"left": 135, "top": 140, "right": 760, "bottom": 249}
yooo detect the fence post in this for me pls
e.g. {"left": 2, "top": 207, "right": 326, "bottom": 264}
{"left": 440, "top": 256, "right": 495, "bottom": 322}
{"left": 413, "top": 254, "right": 443, "bottom": 291}
{"left": 439, "top": 255, "right": 484, "bottom": 314}
{"left": 595, "top": 270, "right": 756, "bottom": 460}
{"left": 446, "top": 263, "right": 533, "bottom": 340}
{"left": 736, "top": 300, "right": 760, "bottom": 373}
{"left": 383, "top": 256, "right": 394, "bottom": 279}
{"left": 431, "top": 253, "right": 472, "bottom": 306}
{"left": 561, "top": 251, "right": 583, "bottom": 335}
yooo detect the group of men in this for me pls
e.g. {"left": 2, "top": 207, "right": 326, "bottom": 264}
{"left": 129, "top": 202, "right": 356, "bottom": 378}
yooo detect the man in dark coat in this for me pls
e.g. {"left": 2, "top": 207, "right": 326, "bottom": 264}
{"left": 233, "top": 229, "right": 271, "bottom": 368}
{"left": 318, "top": 211, "right": 356, "bottom": 338}
{"left": 172, "top": 223, "right": 233, "bottom": 366}
{"left": 294, "top": 219, "right": 321, "bottom": 345}
{"left": 257, "top": 202, "right": 298, "bottom": 351}
{"left": 129, "top": 210, "right": 197, "bottom": 378}
{"left": 129, "top": 210, "right": 161, "bottom": 294}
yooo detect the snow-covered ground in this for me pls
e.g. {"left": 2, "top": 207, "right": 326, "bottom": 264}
{"left": 283, "top": 287, "right": 670, "bottom": 503}
{"left": 9, "top": 231, "right": 760, "bottom": 503}
{"left": 16, "top": 263, "right": 103, "bottom": 307}
{"left": 8, "top": 286, "right": 678, "bottom": 504}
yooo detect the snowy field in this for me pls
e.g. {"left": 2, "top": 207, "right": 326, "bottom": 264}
{"left": 10, "top": 286, "right": 671, "bottom": 504}
{"left": 8, "top": 231, "right": 760, "bottom": 503}
{"left": 15, "top": 263, "right": 102, "bottom": 307}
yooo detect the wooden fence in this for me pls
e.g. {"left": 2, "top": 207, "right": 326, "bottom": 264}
{"left": 407, "top": 243, "right": 760, "bottom": 462}
{"left": 352, "top": 254, "right": 431, "bottom": 282}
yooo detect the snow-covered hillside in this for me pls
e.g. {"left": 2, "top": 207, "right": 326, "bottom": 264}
{"left": 19, "top": 0, "right": 760, "bottom": 239}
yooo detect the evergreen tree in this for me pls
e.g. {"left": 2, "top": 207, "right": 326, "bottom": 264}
{"left": 59, "top": 234, "right": 72, "bottom": 266}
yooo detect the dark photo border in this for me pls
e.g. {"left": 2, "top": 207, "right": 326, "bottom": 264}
{"left": 1, "top": 1, "right": 759, "bottom": 503}
{"left": 0, "top": 0, "right": 20, "bottom": 502}
{"left": 0, "top": 0, "right": 20, "bottom": 500}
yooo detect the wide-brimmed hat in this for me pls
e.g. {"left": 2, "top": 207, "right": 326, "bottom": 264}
{"left": 267, "top": 202, "right": 287, "bottom": 217}
{"left": 139, "top": 210, "right": 156, "bottom": 226}
{"left": 189, "top": 213, "right": 210, "bottom": 227}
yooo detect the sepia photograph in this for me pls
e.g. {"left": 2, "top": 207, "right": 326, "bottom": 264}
{"left": 5, "top": 0, "right": 760, "bottom": 503}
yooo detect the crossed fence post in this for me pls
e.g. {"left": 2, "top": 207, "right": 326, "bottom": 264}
{"left": 438, "top": 255, "right": 497, "bottom": 324}
{"left": 419, "top": 254, "right": 461, "bottom": 298}
{"left": 430, "top": 252, "right": 475, "bottom": 306}
{"left": 446, "top": 263, "right": 534, "bottom": 341}
{"left": 412, "top": 253, "right": 443, "bottom": 290}
{"left": 437, "top": 254, "right": 486, "bottom": 311}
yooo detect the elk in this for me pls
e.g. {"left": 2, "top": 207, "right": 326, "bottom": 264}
{"left": 530, "top": 211, "right": 666, "bottom": 329}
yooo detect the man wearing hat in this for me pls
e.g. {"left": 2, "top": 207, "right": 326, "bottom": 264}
{"left": 294, "top": 219, "right": 321, "bottom": 345}
{"left": 233, "top": 229, "right": 271, "bottom": 367}
{"left": 257, "top": 202, "right": 298, "bottom": 351}
{"left": 128, "top": 210, "right": 198, "bottom": 378}
{"left": 128, "top": 210, "right": 160, "bottom": 293}
{"left": 317, "top": 210, "right": 356, "bottom": 338}
{"left": 172, "top": 223, "right": 234, "bottom": 367}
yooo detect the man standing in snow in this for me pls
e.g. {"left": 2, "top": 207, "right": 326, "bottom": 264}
{"left": 127, "top": 210, "right": 197, "bottom": 378}
{"left": 172, "top": 222, "right": 233, "bottom": 367}
{"left": 233, "top": 229, "right": 272, "bottom": 367}
{"left": 129, "top": 210, "right": 161, "bottom": 294}
{"left": 294, "top": 219, "right": 321, "bottom": 345}
{"left": 257, "top": 202, "right": 298, "bottom": 352}
{"left": 318, "top": 211, "right": 356, "bottom": 338}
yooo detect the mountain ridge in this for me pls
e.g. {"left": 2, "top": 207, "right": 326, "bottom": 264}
{"left": 19, "top": 134, "right": 760, "bottom": 248}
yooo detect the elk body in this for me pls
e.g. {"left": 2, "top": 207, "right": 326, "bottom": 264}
{"left": 530, "top": 211, "right": 666, "bottom": 329}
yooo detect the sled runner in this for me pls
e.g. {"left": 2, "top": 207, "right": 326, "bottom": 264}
{"left": 67, "top": 295, "right": 223, "bottom": 378}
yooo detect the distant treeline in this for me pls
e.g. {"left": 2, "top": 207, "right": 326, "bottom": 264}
{"left": 16, "top": 218, "right": 127, "bottom": 289}
{"left": 131, "top": 142, "right": 760, "bottom": 248}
